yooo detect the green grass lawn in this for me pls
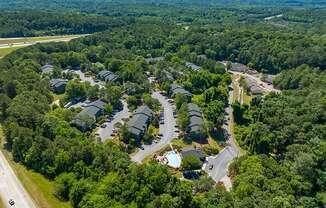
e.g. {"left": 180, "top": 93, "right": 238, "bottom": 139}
{"left": 232, "top": 74, "right": 240, "bottom": 103}
{"left": 0, "top": 46, "right": 24, "bottom": 58}
{"left": 0, "top": 126, "right": 71, "bottom": 208}
{"left": 243, "top": 93, "right": 253, "bottom": 105}
{"left": 0, "top": 35, "right": 83, "bottom": 59}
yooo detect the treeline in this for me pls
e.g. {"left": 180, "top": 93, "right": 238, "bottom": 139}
{"left": 0, "top": 12, "right": 129, "bottom": 38}
{"left": 232, "top": 65, "right": 326, "bottom": 207}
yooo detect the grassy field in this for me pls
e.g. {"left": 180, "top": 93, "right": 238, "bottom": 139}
{"left": 0, "top": 46, "right": 24, "bottom": 58}
{"left": 0, "top": 126, "right": 71, "bottom": 208}
{"left": 0, "top": 35, "right": 83, "bottom": 59}
{"left": 0, "top": 35, "right": 82, "bottom": 45}
{"left": 232, "top": 74, "right": 240, "bottom": 103}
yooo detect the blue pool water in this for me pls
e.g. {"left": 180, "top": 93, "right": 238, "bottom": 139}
{"left": 165, "top": 151, "right": 181, "bottom": 168}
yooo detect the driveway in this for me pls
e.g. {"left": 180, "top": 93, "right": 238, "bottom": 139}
{"left": 0, "top": 151, "right": 37, "bottom": 208}
{"left": 131, "top": 91, "right": 178, "bottom": 163}
{"left": 96, "top": 100, "right": 129, "bottom": 141}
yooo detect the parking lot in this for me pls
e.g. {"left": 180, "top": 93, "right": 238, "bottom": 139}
{"left": 95, "top": 100, "right": 129, "bottom": 141}
{"left": 131, "top": 91, "right": 179, "bottom": 163}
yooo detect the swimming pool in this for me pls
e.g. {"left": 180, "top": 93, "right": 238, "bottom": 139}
{"left": 164, "top": 151, "right": 181, "bottom": 168}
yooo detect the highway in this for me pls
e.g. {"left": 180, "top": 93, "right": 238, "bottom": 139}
{"left": 0, "top": 150, "right": 37, "bottom": 208}
{"left": 131, "top": 91, "right": 178, "bottom": 163}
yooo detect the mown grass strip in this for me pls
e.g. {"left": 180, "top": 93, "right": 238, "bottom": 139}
{"left": 0, "top": 126, "right": 71, "bottom": 208}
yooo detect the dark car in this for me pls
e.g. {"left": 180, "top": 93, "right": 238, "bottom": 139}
{"left": 9, "top": 199, "right": 15, "bottom": 206}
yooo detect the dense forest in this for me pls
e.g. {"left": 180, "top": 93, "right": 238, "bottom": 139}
{"left": 0, "top": 1, "right": 325, "bottom": 207}
{"left": 0, "top": 12, "right": 128, "bottom": 38}
{"left": 232, "top": 66, "right": 326, "bottom": 207}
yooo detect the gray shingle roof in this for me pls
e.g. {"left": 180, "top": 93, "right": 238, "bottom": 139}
{"left": 85, "top": 99, "right": 106, "bottom": 110}
{"left": 188, "top": 103, "right": 201, "bottom": 113}
{"left": 187, "top": 103, "right": 203, "bottom": 133}
{"left": 245, "top": 77, "right": 263, "bottom": 95}
{"left": 104, "top": 73, "right": 118, "bottom": 82}
{"left": 127, "top": 105, "right": 153, "bottom": 137}
{"left": 40, "top": 64, "right": 54, "bottom": 74}
{"left": 185, "top": 62, "right": 201, "bottom": 71}
{"left": 50, "top": 79, "right": 68, "bottom": 88}
{"left": 134, "top": 105, "right": 154, "bottom": 117}
{"left": 72, "top": 99, "right": 106, "bottom": 129}
{"left": 170, "top": 84, "right": 192, "bottom": 97}
{"left": 97, "top": 70, "right": 118, "bottom": 82}
{"left": 230, "top": 63, "right": 248, "bottom": 73}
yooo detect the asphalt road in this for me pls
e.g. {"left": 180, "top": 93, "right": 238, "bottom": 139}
{"left": 203, "top": 83, "right": 241, "bottom": 182}
{"left": 0, "top": 151, "right": 37, "bottom": 208}
{"left": 204, "top": 70, "right": 279, "bottom": 183}
{"left": 131, "top": 91, "right": 178, "bottom": 163}
{"left": 97, "top": 100, "right": 129, "bottom": 141}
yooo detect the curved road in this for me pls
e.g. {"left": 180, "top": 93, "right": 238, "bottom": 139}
{"left": 203, "top": 82, "right": 241, "bottom": 182}
{"left": 0, "top": 151, "right": 37, "bottom": 208}
{"left": 131, "top": 91, "right": 178, "bottom": 163}
{"left": 204, "top": 69, "right": 279, "bottom": 184}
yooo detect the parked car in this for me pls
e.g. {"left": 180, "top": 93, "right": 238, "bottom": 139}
{"left": 9, "top": 199, "right": 15, "bottom": 206}
{"left": 160, "top": 120, "right": 165, "bottom": 124}
{"left": 158, "top": 133, "right": 163, "bottom": 137}
{"left": 100, "top": 124, "right": 107, "bottom": 128}
{"left": 140, "top": 146, "right": 145, "bottom": 150}
{"left": 209, "top": 164, "right": 214, "bottom": 170}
